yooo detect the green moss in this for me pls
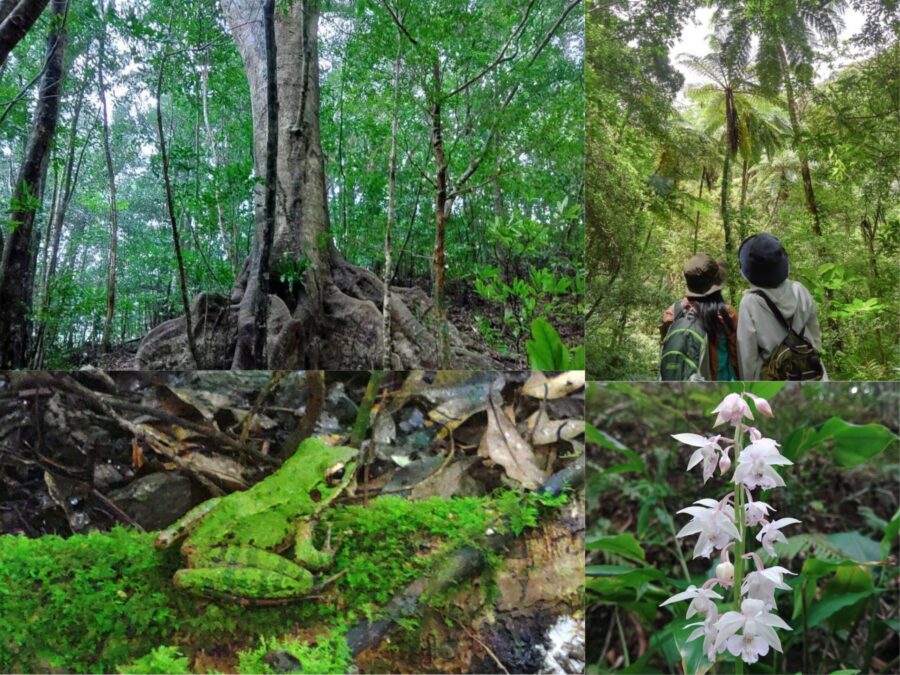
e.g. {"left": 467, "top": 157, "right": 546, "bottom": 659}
{"left": 0, "top": 490, "right": 564, "bottom": 673}
{"left": 117, "top": 646, "right": 191, "bottom": 674}
{"left": 235, "top": 632, "right": 350, "bottom": 674}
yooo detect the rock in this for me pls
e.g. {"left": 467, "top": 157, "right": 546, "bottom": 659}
{"left": 92, "top": 463, "right": 126, "bottom": 490}
{"left": 107, "top": 473, "right": 194, "bottom": 530}
{"left": 262, "top": 651, "right": 302, "bottom": 673}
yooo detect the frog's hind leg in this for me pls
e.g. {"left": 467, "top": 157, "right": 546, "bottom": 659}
{"left": 174, "top": 546, "right": 314, "bottom": 602}
{"left": 154, "top": 498, "right": 223, "bottom": 549}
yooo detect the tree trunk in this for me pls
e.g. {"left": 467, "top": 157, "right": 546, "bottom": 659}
{"left": 720, "top": 149, "right": 736, "bottom": 302}
{"left": 0, "top": 0, "right": 50, "bottom": 67}
{"left": 32, "top": 85, "right": 91, "bottom": 368}
{"left": 429, "top": 60, "right": 450, "bottom": 367}
{"left": 156, "top": 26, "right": 200, "bottom": 368}
{"left": 777, "top": 42, "right": 823, "bottom": 238}
{"left": 98, "top": 10, "right": 120, "bottom": 353}
{"left": 738, "top": 154, "right": 749, "bottom": 241}
{"left": 232, "top": 0, "right": 278, "bottom": 369}
{"left": 382, "top": 37, "right": 401, "bottom": 369}
{"left": 693, "top": 167, "right": 705, "bottom": 255}
{"left": 0, "top": 0, "right": 66, "bottom": 368}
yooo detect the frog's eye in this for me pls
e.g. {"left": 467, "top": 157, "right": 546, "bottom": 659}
{"left": 325, "top": 462, "right": 348, "bottom": 487}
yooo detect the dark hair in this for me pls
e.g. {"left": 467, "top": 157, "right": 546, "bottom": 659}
{"left": 687, "top": 291, "right": 734, "bottom": 345}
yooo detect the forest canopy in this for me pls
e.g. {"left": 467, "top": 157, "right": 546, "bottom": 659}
{"left": 585, "top": 0, "right": 899, "bottom": 381}
{"left": 0, "top": 0, "right": 584, "bottom": 370}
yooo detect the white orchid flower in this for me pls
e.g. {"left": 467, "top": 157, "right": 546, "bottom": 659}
{"left": 672, "top": 433, "right": 725, "bottom": 483}
{"left": 676, "top": 498, "right": 740, "bottom": 558}
{"left": 756, "top": 518, "right": 801, "bottom": 556}
{"left": 660, "top": 584, "right": 723, "bottom": 618}
{"left": 714, "top": 598, "right": 791, "bottom": 664}
{"left": 745, "top": 499, "right": 775, "bottom": 526}
{"left": 742, "top": 565, "right": 795, "bottom": 610}
{"left": 733, "top": 439, "right": 793, "bottom": 490}
{"left": 686, "top": 604, "right": 720, "bottom": 662}
{"left": 712, "top": 393, "right": 753, "bottom": 428}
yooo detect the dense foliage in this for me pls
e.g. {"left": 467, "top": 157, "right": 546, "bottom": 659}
{"left": 585, "top": 0, "right": 899, "bottom": 380}
{"left": 0, "top": 0, "right": 583, "bottom": 367}
{"left": 585, "top": 381, "right": 900, "bottom": 673}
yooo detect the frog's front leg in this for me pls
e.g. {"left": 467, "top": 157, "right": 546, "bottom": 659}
{"left": 293, "top": 520, "right": 334, "bottom": 572}
{"left": 154, "top": 497, "right": 223, "bottom": 549}
{"left": 174, "top": 546, "right": 315, "bottom": 602}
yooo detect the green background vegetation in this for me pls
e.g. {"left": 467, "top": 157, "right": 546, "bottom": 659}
{"left": 585, "top": 381, "right": 899, "bottom": 674}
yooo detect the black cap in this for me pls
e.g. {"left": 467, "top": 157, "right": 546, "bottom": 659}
{"left": 738, "top": 233, "right": 789, "bottom": 288}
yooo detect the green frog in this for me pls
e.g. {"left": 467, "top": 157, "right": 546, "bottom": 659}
{"left": 154, "top": 437, "right": 357, "bottom": 603}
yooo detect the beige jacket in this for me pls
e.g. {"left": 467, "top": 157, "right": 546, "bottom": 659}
{"left": 737, "top": 280, "right": 826, "bottom": 380}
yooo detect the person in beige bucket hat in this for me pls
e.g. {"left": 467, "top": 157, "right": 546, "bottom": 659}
{"left": 659, "top": 253, "right": 739, "bottom": 380}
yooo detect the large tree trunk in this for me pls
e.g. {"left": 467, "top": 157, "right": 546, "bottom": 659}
{"left": 0, "top": 0, "right": 66, "bottom": 368}
{"left": 0, "top": 0, "right": 50, "bottom": 67}
{"left": 136, "top": 0, "right": 495, "bottom": 370}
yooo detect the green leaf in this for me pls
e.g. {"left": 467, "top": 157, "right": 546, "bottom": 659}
{"left": 818, "top": 417, "right": 897, "bottom": 467}
{"left": 525, "top": 317, "right": 566, "bottom": 369}
{"left": 584, "top": 424, "right": 647, "bottom": 474}
{"left": 585, "top": 533, "right": 646, "bottom": 563}
{"left": 827, "top": 531, "right": 881, "bottom": 562}
{"left": 805, "top": 589, "right": 877, "bottom": 629}
{"left": 781, "top": 417, "right": 896, "bottom": 465}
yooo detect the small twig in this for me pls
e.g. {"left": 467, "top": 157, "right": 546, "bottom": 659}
{"left": 91, "top": 489, "right": 145, "bottom": 531}
{"left": 459, "top": 621, "right": 509, "bottom": 674}
{"left": 240, "top": 370, "right": 287, "bottom": 444}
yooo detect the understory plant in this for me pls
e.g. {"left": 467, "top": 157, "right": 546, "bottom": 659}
{"left": 664, "top": 391, "right": 800, "bottom": 670}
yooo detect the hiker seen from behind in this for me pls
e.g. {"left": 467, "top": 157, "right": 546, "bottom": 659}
{"left": 660, "top": 253, "right": 739, "bottom": 381}
{"left": 737, "top": 233, "right": 826, "bottom": 381}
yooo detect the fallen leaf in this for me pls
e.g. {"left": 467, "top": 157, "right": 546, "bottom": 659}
{"left": 478, "top": 393, "right": 545, "bottom": 490}
{"left": 522, "top": 372, "right": 585, "bottom": 400}
{"left": 525, "top": 412, "right": 586, "bottom": 445}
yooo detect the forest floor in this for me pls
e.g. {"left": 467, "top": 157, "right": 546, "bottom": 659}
{"left": 60, "top": 278, "right": 583, "bottom": 370}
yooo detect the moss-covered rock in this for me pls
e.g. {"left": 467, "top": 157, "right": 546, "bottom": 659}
{"left": 0, "top": 491, "right": 560, "bottom": 673}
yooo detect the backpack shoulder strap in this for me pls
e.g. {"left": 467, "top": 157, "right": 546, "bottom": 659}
{"left": 673, "top": 300, "right": 684, "bottom": 320}
{"left": 749, "top": 290, "right": 791, "bottom": 332}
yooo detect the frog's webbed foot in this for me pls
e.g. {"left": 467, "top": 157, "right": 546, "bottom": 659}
{"left": 293, "top": 521, "right": 334, "bottom": 572}
{"left": 174, "top": 546, "right": 314, "bottom": 601}
{"left": 154, "top": 497, "right": 223, "bottom": 549}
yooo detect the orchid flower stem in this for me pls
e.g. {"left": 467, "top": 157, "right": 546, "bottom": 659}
{"left": 731, "top": 423, "right": 746, "bottom": 675}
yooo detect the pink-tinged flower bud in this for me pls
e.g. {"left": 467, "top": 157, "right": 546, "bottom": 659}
{"left": 719, "top": 452, "right": 731, "bottom": 473}
{"left": 746, "top": 426, "right": 763, "bottom": 442}
{"left": 716, "top": 560, "right": 734, "bottom": 583}
{"left": 744, "top": 393, "right": 774, "bottom": 418}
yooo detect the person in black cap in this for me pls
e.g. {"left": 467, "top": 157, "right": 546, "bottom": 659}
{"left": 737, "top": 233, "right": 825, "bottom": 380}
{"left": 660, "top": 253, "right": 739, "bottom": 380}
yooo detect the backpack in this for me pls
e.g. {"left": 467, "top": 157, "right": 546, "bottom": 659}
{"left": 751, "top": 290, "right": 824, "bottom": 381}
{"left": 660, "top": 301, "right": 710, "bottom": 381}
